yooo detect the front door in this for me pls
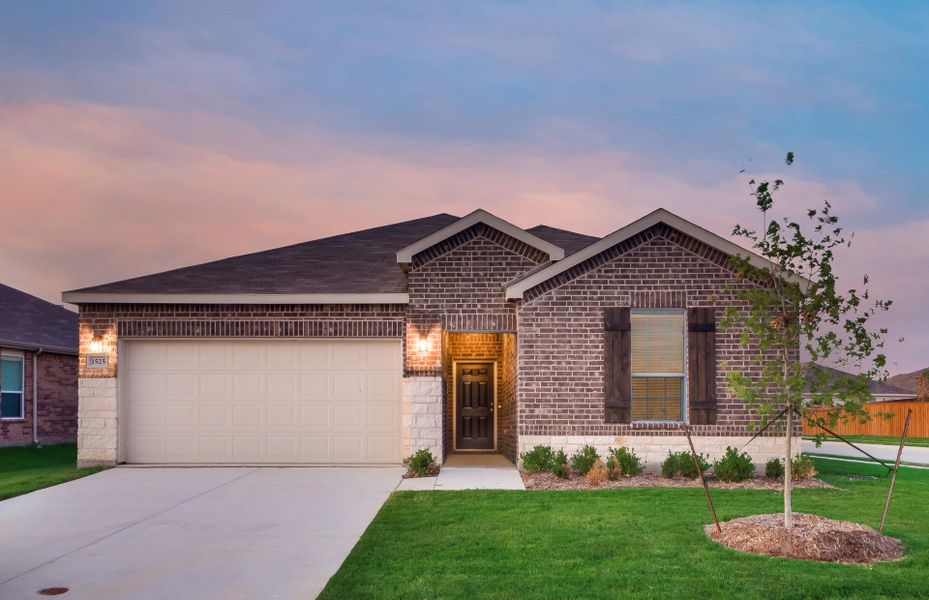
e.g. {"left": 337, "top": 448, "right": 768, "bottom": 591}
{"left": 455, "top": 362, "right": 495, "bottom": 450}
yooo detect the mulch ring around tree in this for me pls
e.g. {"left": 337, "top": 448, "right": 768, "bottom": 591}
{"left": 707, "top": 513, "right": 905, "bottom": 564}
{"left": 521, "top": 471, "right": 834, "bottom": 491}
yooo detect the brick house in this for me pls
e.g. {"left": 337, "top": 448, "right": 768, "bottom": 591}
{"left": 64, "top": 209, "right": 799, "bottom": 468}
{"left": 1, "top": 283, "right": 79, "bottom": 446}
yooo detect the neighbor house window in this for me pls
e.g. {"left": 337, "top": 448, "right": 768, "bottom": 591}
{"left": 631, "top": 309, "right": 685, "bottom": 421}
{"left": 1, "top": 353, "right": 25, "bottom": 420}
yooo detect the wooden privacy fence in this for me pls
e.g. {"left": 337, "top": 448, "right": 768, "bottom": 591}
{"left": 803, "top": 400, "right": 928, "bottom": 438}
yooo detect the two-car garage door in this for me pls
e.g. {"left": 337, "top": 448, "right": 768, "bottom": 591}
{"left": 123, "top": 339, "right": 402, "bottom": 464}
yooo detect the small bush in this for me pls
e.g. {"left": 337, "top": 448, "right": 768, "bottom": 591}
{"left": 605, "top": 457, "right": 621, "bottom": 480}
{"left": 765, "top": 458, "right": 785, "bottom": 480}
{"left": 661, "top": 450, "right": 710, "bottom": 479}
{"left": 404, "top": 449, "right": 436, "bottom": 477}
{"left": 570, "top": 445, "right": 600, "bottom": 475}
{"left": 713, "top": 446, "right": 755, "bottom": 482}
{"left": 586, "top": 459, "right": 607, "bottom": 486}
{"left": 520, "top": 445, "right": 554, "bottom": 473}
{"left": 551, "top": 449, "right": 570, "bottom": 478}
{"left": 607, "top": 446, "right": 644, "bottom": 477}
{"left": 791, "top": 455, "right": 817, "bottom": 481}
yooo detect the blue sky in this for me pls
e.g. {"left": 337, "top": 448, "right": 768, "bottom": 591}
{"left": 1, "top": 2, "right": 927, "bottom": 372}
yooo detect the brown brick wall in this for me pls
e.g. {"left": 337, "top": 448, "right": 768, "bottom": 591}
{"left": 517, "top": 225, "right": 796, "bottom": 438}
{"left": 499, "top": 333, "right": 518, "bottom": 461}
{"left": 443, "top": 333, "right": 507, "bottom": 456}
{"left": 77, "top": 303, "right": 406, "bottom": 378}
{"left": 1, "top": 350, "right": 78, "bottom": 446}
{"left": 405, "top": 226, "right": 542, "bottom": 375}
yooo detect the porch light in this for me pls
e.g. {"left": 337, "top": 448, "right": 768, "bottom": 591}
{"left": 417, "top": 335, "right": 431, "bottom": 354}
{"left": 89, "top": 334, "right": 105, "bottom": 354}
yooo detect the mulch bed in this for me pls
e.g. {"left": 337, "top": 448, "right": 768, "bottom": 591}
{"left": 401, "top": 464, "right": 441, "bottom": 479}
{"left": 521, "top": 471, "right": 833, "bottom": 491}
{"left": 707, "top": 513, "right": 905, "bottom": 563}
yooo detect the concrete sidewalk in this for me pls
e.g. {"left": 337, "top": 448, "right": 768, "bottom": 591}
{"left": 802, "top": 439, "right": 929, "bottom": 466}
{"left": 396, "top": 454, "right": 526, "bottom": 491}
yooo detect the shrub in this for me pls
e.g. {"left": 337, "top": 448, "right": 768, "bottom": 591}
{"left": 520, "top": 445, "right": 554, "bottom": 473}
{"left": 404, "top": 449, "right": 436, "bottom": 477}
{"left": 765, "top": 458, "right": 785, "bottom": 481}
{"left": 586, "top": 459, "right": 607, "bottom": 486}
{"left": 570, "top": 445, "right": 600, "bottom": 475}
{"left": 607, "top": 446, "right": 644, "bottom": 477}
{"left": 661, "top": 450, "right": 710, "bottom": 479}
{"left": 605, "top": 457, "right": 620, "bottom": 480}
{"left": 551, "top": 450, "right": 570, "bottom": 478}
{"left": 713, "top": 446, "right": 755, "bottom": 482}
{"left": 791, "top": 455, "right": 817, "bottom": 481}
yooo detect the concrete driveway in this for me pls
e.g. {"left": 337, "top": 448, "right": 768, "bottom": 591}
{"left": 802, "top": 439, "right": 929, "bottom": 466}
{"left": 0, "top": 467, "right": 402, "bottom": 599}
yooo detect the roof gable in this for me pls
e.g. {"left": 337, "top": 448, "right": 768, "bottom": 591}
{"left": 396, "top": 209, "right": 565, "bottom": 264}
{"left": 0, "top": 283, "right": 77, "bottom": 354}
{"left": 505, "top": 208, "right": 808, "bottom": 300}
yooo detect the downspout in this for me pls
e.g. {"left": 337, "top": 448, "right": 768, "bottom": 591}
{"left": 33, "top": 348, "right": 43, "bottom": 446}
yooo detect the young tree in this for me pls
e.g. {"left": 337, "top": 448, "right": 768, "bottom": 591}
{"left": 724, "top": 153, "right": 892, "bottom": 529}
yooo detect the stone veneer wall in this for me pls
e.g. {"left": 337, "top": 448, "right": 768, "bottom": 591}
{"left": 518, "top": 435, "right": 801, "bottom": 470}
{"left": 401, "top": 376, "right": 443, "bottom": 463}
{"left": 77, "top": 378, "right": 118, "bottom": 466}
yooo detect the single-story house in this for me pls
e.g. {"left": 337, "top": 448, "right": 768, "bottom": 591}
{"left": 1, "top": 283, "right": 79, "bottom": 446}
{"left": 64, "top": 208, "right": 798, "bottom": 468}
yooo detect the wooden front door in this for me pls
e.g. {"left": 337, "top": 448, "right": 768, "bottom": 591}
{"left": 455, "top": 363, "right": 494, "bottom": 450}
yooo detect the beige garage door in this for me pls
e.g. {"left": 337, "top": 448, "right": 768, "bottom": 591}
{"left": 123, "top": 340, "right": 402, "bottom": 464}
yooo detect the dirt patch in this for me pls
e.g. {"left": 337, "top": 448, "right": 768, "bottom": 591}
{"left": 707, "top": 513, "right": 904, "bottom": 564}
{"left": 521, "top": 471, "right": 833, "bottom": 491}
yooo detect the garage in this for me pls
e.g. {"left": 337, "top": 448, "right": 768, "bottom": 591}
{"left": 122, "top": 339, "right": 402, "bottom": 464}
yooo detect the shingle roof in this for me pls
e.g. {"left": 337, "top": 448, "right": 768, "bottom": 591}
{"left": 68, "top": 214, "right": 461, "bottom": 295}
{"left": 526, "top": 225, "right": 600, "bottom": 256}
{"left": 0, "top": 283, "right": 78, "bottom": 354}
{"left": 804, "top": 363, "right": 913, "bottom": 397}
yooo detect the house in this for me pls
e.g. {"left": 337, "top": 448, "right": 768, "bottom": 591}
{"left": 63, "top": 208, "right": 798, "bottom": 468}
{"left": 805, "top": 363, "right": 915, "bottom": 403}
{"left": 1, "top": 283, "right": 79, "bottom": 446}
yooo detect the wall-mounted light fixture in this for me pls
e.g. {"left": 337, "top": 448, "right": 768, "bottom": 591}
{"left": 416, "top": 335, "right": 431, "bottom": 354}
{"left": 88, "top": 334, "right": 105, "bottom": 354}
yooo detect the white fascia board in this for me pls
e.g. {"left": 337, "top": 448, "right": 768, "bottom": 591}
{"left": 396, "top": 208, "right": 565, "bottom": 264}
{"left": 505, "top": 208, "right": 809, "bottom": 299}
{"left": 61, "top": 292, "right": 410, "bottom": 305}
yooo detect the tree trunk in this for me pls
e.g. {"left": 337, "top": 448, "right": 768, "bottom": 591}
{"left": 784, "top": 405, "right": 794, "bottom": 529}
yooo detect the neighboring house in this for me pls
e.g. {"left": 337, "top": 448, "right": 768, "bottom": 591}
{"left": 805, "top": 363, "right": 915, "bottom": 403}
{"left": 0, "top": 283, "right": 78, "bottom": 446}
{"left": 64, "top": 208, "right": 799, "bottom": 468}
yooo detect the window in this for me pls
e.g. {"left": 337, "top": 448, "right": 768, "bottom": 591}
{"left": 1, "top": 354, "right": 25, "bottom": 420}
{"left": 631, "top": 309, "right": 685, "bottom": 421}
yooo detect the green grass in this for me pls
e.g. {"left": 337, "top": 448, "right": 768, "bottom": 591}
{"left": 804, "top": 434, "right": 929, "bottom": 448}
{"left": 321, "top": 458, "right": 929, "bottom": 599}
{"left": 0, "top": 444, "right": 103, "bottom": 501}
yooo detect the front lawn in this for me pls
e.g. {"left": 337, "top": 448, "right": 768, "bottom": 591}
{"left": 0, "top": 443, "right": 103, "bottom": 501}
{"left": 804, "top": 434, "right": 929, "bottom": 448}
{"left": 321, "top": 459, "right": 928, "bottom": 599}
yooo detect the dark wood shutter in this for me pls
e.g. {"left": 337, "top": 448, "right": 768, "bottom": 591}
{"left": 604, "top": 307, "right": 631, "bottom": 423}
{"left": 687, "top": 307, "right": 717, "bottom": 425}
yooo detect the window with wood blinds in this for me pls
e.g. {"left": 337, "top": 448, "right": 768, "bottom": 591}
{"left": 630, "top": 309, "right": 685, "bottom": 421}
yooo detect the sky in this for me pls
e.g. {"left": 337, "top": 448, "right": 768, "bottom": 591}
{"left": 1, "top": 2, "right": 927, "bottom": 374}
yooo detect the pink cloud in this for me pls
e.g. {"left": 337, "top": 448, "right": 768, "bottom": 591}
{"left": 0, "top": 101, "right": 921, "bottom": 372}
